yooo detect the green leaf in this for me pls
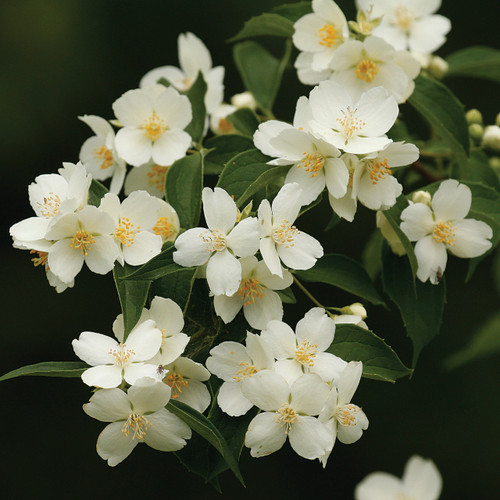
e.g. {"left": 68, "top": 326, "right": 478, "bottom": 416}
{"left": 328, "top": 324, "right": 412, "bottom": 382}
{"left": 445, "top": 46, "right": 500, "bottom": 84}
{"left": 463, "top": 151, "right": 500, "bottom": 192}
{"left": 294, "top": 253, "right": 385, "bottom": 306}
{"left": 216, "top": 148, "right": 289, "bottom": 207}
{"left": 229, "top": 12, "right": 294, "bottom": 42}
{"left": 204, "top": 134, "right": 255, "bottom": 175}
{"left": 382, "top": 246, "right": 446, "bottom": 367}
{"left": 166, "top": 399, "right": 245, "bottom": 486}
{"left": 276, "top": 287, "right": 296, "bottom": 304}
{"left": 151, "top": 267, "right": 198, "bottom": 314}
{"left": 0, "top": 361, "right": 89, "bottom": 382}
{"left": 408, "top": 75, "right": 469, "bottom": 173}
{"left": 113, "top": 263, "right": 151, "bottom": 341}
{"left": 184, "top": 72, "right": 207, "bottom": 145}
{"left": 87, "top": 179, "right": 108, "bottom": 207}
{"left": 226, "top": 108, "right": 260, "bottom": 138}
{"left": 233, "top": 39, "right": 292, "bottom": 113}
{"left": 165, "top": 152, "right": 204, "bottom": 229}
{"left": 362, "top": 230, "right": 384, "bottom": 280}
{"left": 271, "top": 1, "right": 312, "bottom": 21}
{"left": 444, "top": 312, "right": 500, "bottom": 370}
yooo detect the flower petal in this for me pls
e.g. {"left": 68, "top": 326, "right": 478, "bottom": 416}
{"left": 96, "top": 421, "right": 138, "bottom": 467}
{"left": 244, "top": 412, "right": 287, "bottom": 458}
{"left": 84, "top": 388, "right": 131, "bottom": 422}
{"left": 206, "top": 249, "right": 242, "bottom": 296}
{"left": 288, "top": 416, "right": 334, "bottom": 460}
{"left": 144, "top": 408, "right": 191, "bottom": 451}
{"left": 217, "top": 381, "right": 254, "bottom": 416}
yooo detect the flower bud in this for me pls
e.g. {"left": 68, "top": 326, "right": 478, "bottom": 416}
{"left": 231, "top": 91, "right": 257, "bottom": 110}
{"left": 465, "top": 108, "right": 483, "bottom": 125}
{"left": 411, "top": 190, "right": 432, "bottom": 206}
{"left": 347, "top": 302, "right": 367, "bottom": 319}
{"left": 482, "top": 125, "right": 500, "bottom": 151}
{"left": 427, "top": 55, "right": 448, "bottom": 80}
{"left": 489, "top": 156, "right": 500, "bottom": 171}
{"left": 496, "top": 113, "right": 500, "bottom": 128}
{"left": 376, "top": 211, "right": 406, "bottom": 256}
{"left": 468, "top": 123, "right": 484, "bottom": 142}
{"left": 236, "top": 200, "right": 253, "bottom": 222}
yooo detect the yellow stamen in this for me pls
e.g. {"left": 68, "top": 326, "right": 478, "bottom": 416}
{"left": 367, "top": 158, "right": 391, "bottom": 184}
{"left": 394, "top": 6, "right": 413, "bottom": 30}
{"left": 153, "top": 217, "right": 173, "bottom": 240}
{"left": 318, "top": 24, "right": 338, "bottom": 47}
{"left": 143, "top": 111, "right": 168, "bottom": 142}
{"left": 201, "top": 229, "right": 227, "bottom": 252}
{"left": 122, "top": 413, "right": 151, "bottom": 440}
{"left": 233, "top": 361, "right": 258, "bottom": 382}
{"left": 70, "top": 230, "right": 96, "bottom": 255}
{"left": 165, "top": 372, "right": 189, "bottom": 398}
{"left": 94, "top": 145, "right": 114, "bottom": 170}
{"left": 299, "top": 152, "right": 325, "bottom": 177}
{"left": 355, "top": 59, "right": 380, "bottom": 83}
{"left": 335, "top": 403, "right": 361, "bottom": 426}
{"left": 115, "top": 217, "right": 140, "bottom": 247}
{"left": 218, "top": 118, "right": 234, "bottom": 134}
{"left": 37, "top": 192, "right": 61, "bottom": 219}
{"left": 147, "top": 165, "right": 168, "bottom": 191}
{"left": 30, "top": 250, "right": 49, "bottom": 268}
{"left": 108, "top": 343, "right": 136, "bottom": 367}
{"left": 337, "top": 106, "right": 366, "bottom": 140}
{"left": 275, "top": 404, "right": 298, "bottom": 434}
{"left": 272, "top": 220, "right": 298, "bottom": 247}
{"left": 432, "top": 221, "right": 456, "bottom": 246}
{"left": 295, "top": 340, "right": 318, "bottom": 367}
{"left": 238, "top": 278, "right": 265, "bottom": 306}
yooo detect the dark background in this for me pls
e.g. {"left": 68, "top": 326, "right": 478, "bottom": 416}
{"left": 1, "top": 1, "right": 499, "bottom": 498}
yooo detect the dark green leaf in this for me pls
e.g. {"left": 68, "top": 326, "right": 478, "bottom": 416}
{"left": 382, "top": 246, "right": 446, "bottom": 367}
{"left": 271, "top": 1, "right": 312, "bottom": 21}
{"left": 362, "top": 230, "right": 384, "bottom": 280}
{"left": 324, "top": 212, "right": 341, "bottom": 232}
{"left": 184, "top": 72, "right": 207, "bottom": 145}
{"left": 294, "top": 253, "right": 385, "bottom": 306}
{"left": 165, "top": 153, "right": 204, "bottom": 229}
{"left": 226, "top": 108, "right": 260, "bottom": 138}
{"left": 0, "top": 361, "right": 89, "bottom": 382}
{"left": 463, "top": 151, "right": 500, "bottom": 192}
{"left": 233, "top": 39, "right": 291, "bottom": 113}
{"left": 229, "top": 13, "right": 294, "bottom": 42}
{"left": 276, "top": 287, "right": 296, "bottom": 304}
{"left": 329, "top": 324, "right": 412, "bottom": 382}
{"left": 446, "top": 46, "right": 500, "bottom": 83}
{"left": 408, "top": 75, "right": 469, "bottom": 173}
{"left": 88, "top": 179, "right": 108, "bottom": 207}
{"left": 166, "top": 399, "right": 245, "bottom": 486}
{"left": 216, "top": 148, "right": 288, "bottom": 207}
{"left": 204, "top": 134, "right": 255, "bottom": 175}
{"left": 151, "top": 267, "right": 198, "bottom": 313}
{"left": 444, "top": 312, "right": 500, "bottom": 370}
{"left": 113, "top": 263, "right": 151, "bottom": 341}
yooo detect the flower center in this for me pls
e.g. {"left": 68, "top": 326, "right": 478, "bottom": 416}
{"left": 94, "top": 145, "right": 114, "bottom": 170}
{"left": 70, "top": 230, "right": 96, "bottom": 255}
{"left": 115, "top": 217, "right": 141, "bottom": 247}
{"left": 272, "top": 219, "right": 298, "bottom": 247}
{"left": 394, "top": 5, "right": 414, "bottom": 31}
{"left": 122, "top": 413, "right": 151, "bottom": 440}
{"left": 238, "top": 278, "right": 265, "bottom": 306}
{"left": 337, "top": 106, "right": 366, "bottom": 140}
{"left": 218, "top": 118, "right": 234, "bottom": 134}
{"left": 299, "top": 152, "right": 325, "bottom": 177}
{"left": 147, "top": 165, "right": 168, "bottom": 191}
{"left": 201, "top": 229, "right": 227, "bottom": 252}
{"left": 275, "top": 404, "right": 298, "bottom": 434}
{"left": 367, "top": 158, "right": 391, "bottom": 184}
{"left": 318, "top": 24, "right": 338, "bottom": 47}
{"left": 355, "top": 59, "right": 380, "bottom": 83}
{"left": 143, "top": 112, "right": 168, "bottom": 142}
{"left": 233, "top": 361, "right": 258, "bottom": 382}
{"left": 295, "top": 340, "right": 318, "bottom": 367}
{"left": 165, "top": 372, "right": 189, "bottom": 398}
{"left": 108, "top": 343, "right": 136, "bottom": 367}
{"left": 336, "top": 403, "right": 363, "bottom": 427}
{"left": 30, "top": 250, "right": 49, "bottom": 268}
{"left": 432, "top": 221, "right": 456, "bottom": 246}
{"left": 37, "top": 192, "right": 62, "bottom": 219}
{"left": 153, "top": 217, "right": 173, "bottom": 240}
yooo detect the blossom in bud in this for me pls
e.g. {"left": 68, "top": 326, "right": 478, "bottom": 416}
{"left": 469, "top": 123, "right": 484, "bottom": 142}
{"left": 345, "top": 303, "right": 367, "bottom": 319}
{"left": 465, "top": 108, "right": 483, "bottom": 125}
{"left": 426, "top": 55, "right": 448, "bottom": 79}
{"left": 411, "top": 190, "right": 432, "bottom": 206}
{"left": 482, "top": 125, "right": 500, "bottom": 152}
{"left": 231, "top": 91, "right": 257, "bottom": 110}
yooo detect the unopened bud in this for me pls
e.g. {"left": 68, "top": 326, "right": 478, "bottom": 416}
{"left": 347, "top": 302, "right": 367, "bottom": 319}
{"left": 427, "top": 55, "right": 448, "bottom": 80}
{"left": 468, "top": 123, "right": 484, "bottom": 142}
{"left": 412, "top": 190, "right": 432, "bottom": 205}
{"left": 236, "top": 200, "right": 253, "bottom": 222}
{"left": 482, "top": 125, "right": 500, "bottom": 152}
{"left": 465, "top": 108, "right": 483, "bottom": 125}
{"left": 489, "top": 156, "right": 500, "bottom": 171}
{"left": 495, "top": 113, "right": 500, "bottom": 128}
{"left": 231, "top": 91, "right": 257, "bottom": 110}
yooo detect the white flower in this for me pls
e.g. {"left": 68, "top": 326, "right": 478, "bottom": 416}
{"left": 112, "top": 86, "right": 192, "bottom": 167}
{"left": 482, "top": 125, "right": 500, "bottom": 152}
{"left": 161, "top": 357, "right": 211, "bottom": 413}
{"left": 205, "top": 332, "right": 275, "bottom": 416}
{"left": 355, "top": 454, "right": 442, "bottom": 500}
{"left": 113, "top": 296, "right": 190, "bottom": 368}
{"left": 124, "top": 161, "right": 168, "bottom": 198}
{"left": 99, "top": 191, "right": 163, "bottom": 266}
{"left": 78, "top": 115, "right": 127, "bottom": 194}
{"left": 173, "top": 187, "right": 260, "bottom": 296}
{"left": 328, "top": 36, "right": 420, "bottom": 103}
{"left": 152, "top": 198, "right": 180, "bottom": 244}
{"left": 242, "top": 371, "right": 333, "bottom": 459}
{"left": 73, "top": 319, "right": 163, "bottom": 388}
{"left": 400, "top": 179, "right": 493, "bottom": 284}
{"left": 258, "top": 183, "right": 324, "bottom": 277}
{"left": 230, "top": 91, "right": 257, "bottom": 110}
{"left": 309, "top": 81, "right": 399, "bottom": 154}
{"left": 356, "top": 0, "right": 451, "bottom": 54}
{"left": 293, "top": 0, "right": 348, "bottom": 72}
{"left": 261, "top": 307, "right": 347, "bottom": 385}
{"left": 83, "top": 377, "right": 191, "bottom": 466}
{"left": 329, "top": 142, "right": 419, "bottom": 221}
{"left": 294, "top": 50, "right": 333, "bottom": 85}
{"left": 44, "top": 205, "right": 120, "bottom": 283}
{"left": 213, "top": 256, "right": 293, "bottom": 330}
{"left": 254, "top": 96, "right": 349, "bottom": 206}
{"left": 318, "top": 361, "right": 369, "bottom": 466}
{"left": 139, "top": 32, "right": 224, "bottom": 114}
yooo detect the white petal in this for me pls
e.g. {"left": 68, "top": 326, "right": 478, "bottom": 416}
{"left": 245, "top": 332, "right": 275, "bottom": 370}
{"left": 151, "top": 129, "right": 191, "bottom": 166}
{"left": 272, "top": 183, "right": 304, "bottom": 224}
{"left": 178, "top": 32, "right": 212, "bottom": 77}
{"left": 72, "top": 331, "right": 118, "bottom": 365}
{"left": 217, "top": 381, "right": 254, "bottom": 416}
{"left": 115, "top": 127, "right": 153, "bottom": 167}
{"left": 81, "top": 365, "right": 123, "bottom": 389}
{"left": 123, "top": 363, "right": 162, "bottom": 386}
{"left": 226, "top": 217, "right": 260, "bottom": 257}
{"left": 261, "top": 320, "right": 298, "bottom": 359}
{"left": 149, "top": 296, "right": 184, "bottom": 334}
{"left": 288, "top": 416, "right": 334, "bottom": 460}
{"left": 336, "top": 404, "right": 368, "bottom": 444}
{"left": 244, "top": 412, "right": 287, "bottom": 457}
{"left": 259, "top": 237, "right": 282, "bottom": 277}
{"left": 84, "top": 236, "right": 120, "bottom": 275}
{"left": 173, "top": 227, "right": 213, "bottom": 266}
{"left": 96, "top": 421, "right": 138, "bottom": 466}
{"left": 83, "top": 388, "right": 131, "bottom": 422}
{"left": 409, "top": 15, "right": 451, "bottom": 54}
{"left": 295, "top": 307, "right": 335, "bottom": 351}
{"left": 144, "top": 409, "right": 191, "bottom": 451}
{"left": 324, "top": 157, "right": 349, "bottom": 199}
{"left": 158, "top": 333, "right": 190, "bottom": 365}
{"left": 449, "top": 219, "right": 492, "bottom": 258}
{"left": 337, "top": 361, "right": 363, "bottom": 405}
{"left": 214, "top": 293, "right": 243, "bottom": 324}
{"left": 400, "top": 203, "right": 434, "bottom": 241}
{"left": 291, "top": 373, "right": 330, "bottom": 415}
{"left": 312, "top": 353, "right": 348, "bottom": 383}
{"left": 277, "top": 231, "right": 323, "bottom": 270}
{"left": 206, "top": 249, "right": 242, "bottom": 296}
{"left": 355, "top": 472, "right": 404, "bottom": 500}
{"left": 241, "top": 370, "right": 289, "bottom": 411}
{"left": 254, "top": 121, "right": 295, "bottom": 158}
{"left": 125, "top": 319, "right": 163, "bottom": 361}
{"left": 285, "top": 164, "right": 326, "bottom": 206}
{"left": 202, "top": 187, "right": 237, "bottom": 233}
{"left": 244, "top": 290, "right": 283, "bottom": 330}
{"left": 431, "top": 179, "right": 471, "bottom": 222}
{"left": 402, "top": 455, "right": 442, "bottom": 500}
{"left": 328, "top": 190, "right": 357, "bottom": 222}
{"left": 414, "top": 235, "right": 448, "bottom": 284}
{"left": 128, "top": 378, "right": 171, "bottom": 414}
{"left": 206, "top": 341, "right": 252, "bottom": 381}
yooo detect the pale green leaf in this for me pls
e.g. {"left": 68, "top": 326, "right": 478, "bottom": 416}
{"left": 88, "top": 179, "right": 108, "bottom": 207}
{"left": 446, "top": 46, "right": 500, "bottom": 83}
{"left": 0, "top": 361, "right": 88, "bottom": 382}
